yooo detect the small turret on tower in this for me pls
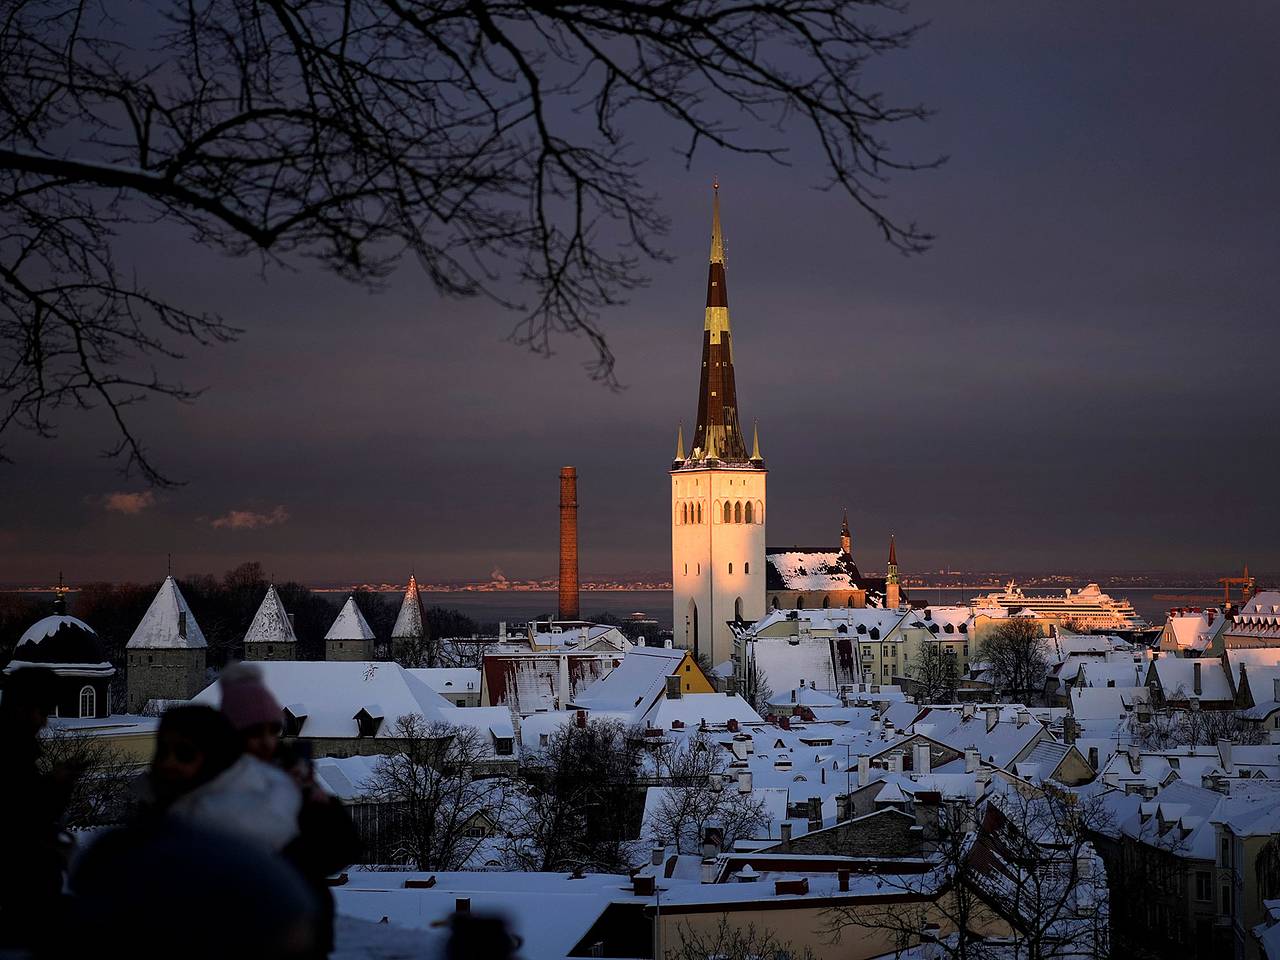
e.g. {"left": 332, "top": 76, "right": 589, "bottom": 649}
{"left": 840, "top": 509, "right": 852, "bottom": 558}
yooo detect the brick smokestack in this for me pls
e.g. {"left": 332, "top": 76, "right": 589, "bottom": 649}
{"left": 559, "top": 466, "right": 580, "bottom": 620}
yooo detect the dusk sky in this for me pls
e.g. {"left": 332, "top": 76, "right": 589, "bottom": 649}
{"left": 4, "top": 3, "right": 1278, "bottom": 585}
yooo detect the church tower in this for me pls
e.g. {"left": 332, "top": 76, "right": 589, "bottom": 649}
{"left": 671, "top": 183, "right": 767, "bottom": 672}
{"left": 886, "top": 535, "right": 901, "bottom": 609}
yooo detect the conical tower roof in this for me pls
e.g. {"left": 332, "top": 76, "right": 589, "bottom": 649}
{"left": 128, "top": 575, "right": 207, "bottom": 650}
{"left": 325, "top": 595, "right": 376, "bottom": 641}
{"left": 690, "top": 181, "right": 750, "bottom": 462}
{"left": 392, "top": 575, "right": 426, "bottom": 639}
{"left": 244, "top": 584, "right": 297, "bottom": 646}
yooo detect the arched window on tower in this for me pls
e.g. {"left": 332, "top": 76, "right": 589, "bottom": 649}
{"left": 681, "top": 502, "right": 688, "bottom": 525}
{"left": 735, "top": 597, "right": 744, "bottom": 621}
{"left": 728, "top": 562, "right": 733, "bottom": 574}
{"left": 823, "top": 595, "right": 831, "bottom": 609}
{"left": 744, "top": 501, "right": 754, "bottom": 524}
{"left": 724, "top": 502, "right": 733, "bottom": 524}
{"left": 734, "top": 501, "right": 743, "bottom": 524}
{"left": 756, "top": 500, "right": 763, "bottom": 523}
{"left": 79, "top": 685, "right": 96, "bottom": 718}
{"left": 696, "top": 502, "right": 702, "bottom": 524}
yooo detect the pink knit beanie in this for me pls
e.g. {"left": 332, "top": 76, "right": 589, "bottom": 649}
{"left": 218, "top": 662, "right": 282, "bottom": 731}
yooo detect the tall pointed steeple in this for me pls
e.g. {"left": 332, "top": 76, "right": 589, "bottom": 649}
{"left": 840, "top": 509, "right": 852, "bottom": 557}
{"left": 692, "top": 181, "right": 749, "bottom": 461}
{"left": 675, "top": 422, "right": 686, "bottom": 461}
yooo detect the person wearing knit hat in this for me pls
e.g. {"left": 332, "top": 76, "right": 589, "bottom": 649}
{"left": 218, "top": 661, "right": 284, "bottom": 763}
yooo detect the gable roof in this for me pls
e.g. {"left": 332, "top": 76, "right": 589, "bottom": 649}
{"left": 570, "top": 646, "right": 687, "bottom": 713}
{"left": 127, "top": 576, "right": 207, "bottom": 650}
{"left": 325, "top": 596, "right": 376, "bottom": 641}
{"left": 243, "top": 585, "right": 297, "bottom": 646}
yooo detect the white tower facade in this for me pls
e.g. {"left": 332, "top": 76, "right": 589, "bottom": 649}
{"left": 670, "top": 184, "right": 766, "bottom": 671}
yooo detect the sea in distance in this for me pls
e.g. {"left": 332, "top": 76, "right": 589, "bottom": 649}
{"left": 405, "top": 586, "right": 1196, "bottom": 633}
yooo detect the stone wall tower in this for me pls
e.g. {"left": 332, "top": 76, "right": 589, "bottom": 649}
{"left": 243, "top": 584, "right": 298, "bottom": 661}
{"left": 126, "top": 576, "right": 207, "bottom": 712}
{"left": 671, "top": 183, "right": 767, "bottom": 672}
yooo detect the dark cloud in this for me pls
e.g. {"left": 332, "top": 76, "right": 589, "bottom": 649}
{"left": 2, "top": 2, "right": 1278, "bottom": 583}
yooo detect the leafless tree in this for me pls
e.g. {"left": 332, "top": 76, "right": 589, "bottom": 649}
{"left": 39, "top": 728, "right": 141, "bottom": 828}
{"left": 824, "top": 786, "right": 1110, "bottom": 960}
{"left": 1, "top": 0, "right": 937, "bottom": 482}
{"left": 911, "top": 641, "right": 959, "bottom": 703}
{"left": 366, "top": 714, "right": 508, "bottom": 871}
{"left": 1131, "top": 706, "right": 1266, "bottom": 750}
{"left": 979, "top": 619, "right": 1050, "bottom": 704}
{"left": 672, "top": 916, "right": 816, "bottom": 960}
{"left": 507, "top": 716, "right": 642, "bottom": 873}
{"left": 646, "top": 730, "right": 765, "bottom": 854}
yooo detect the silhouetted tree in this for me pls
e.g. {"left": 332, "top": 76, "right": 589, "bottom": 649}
{"left": 979, "top": 619, "right": 1050, "bottom": 704}
{"left": 1, "top": 0, "right": 936, "bottom": 481}
{"left": 911, "top": 642, "right": 960, "bottom": 704}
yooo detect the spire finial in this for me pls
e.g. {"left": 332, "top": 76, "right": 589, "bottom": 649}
{"left": 676, "top": 421, "right": 686, "bottom": 460}
{"left": 750, "top": 419, "right": 762, "bottom": 461}
{"left": 709, "top": 181, "right": 725, "bottom": 264}
{"left": 889, "top": 533, "right": 897, "bottom": 566}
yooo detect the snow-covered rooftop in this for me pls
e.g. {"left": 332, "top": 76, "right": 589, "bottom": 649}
{"left": 325, "top": 596, "right": 376, "bottom": 642}
{"left": 243, "top": 585, "right": 297, "bottom": 646}
{"left": 127, "top": 576, "right": 207, "bottom": 650}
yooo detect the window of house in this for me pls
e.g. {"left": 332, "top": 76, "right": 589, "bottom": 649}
{"left": 494, "top": 737, "right": 514, "bottom": 756}
{"left": 1221, "top": 837, "right": 1231, "bottom": 867}
{"left": 78, "top": 685, "right": 96, "bottom": 718}
{"left": 1195, "top": 872, "right": 1211, "bottom": 901}
{"left": 465, "top": 826, "right": 485, "bottom": 839}
{"left": 744, "top": 562, "right": 750, "bottom": 574}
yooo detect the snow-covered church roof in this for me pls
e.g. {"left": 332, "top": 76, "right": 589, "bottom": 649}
{"left": 325, "top": 596, "right": 376, "bottom": 641}
{"left": 127, "top": 576, "right": 207, "bottom": 650}
{"left": 244, "top": 584, "right": 297, "bottom": 646}
{"left": 392, "top": 575, "right": 426, "bottom": 639}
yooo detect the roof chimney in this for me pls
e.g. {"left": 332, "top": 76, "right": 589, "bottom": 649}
{"left": 738, "top": 770, "right": 753, "bottom": 794}
{"left": 454, "top": 898, "right": 470, "bottom": 914}
{"left": 838, "top": 868, "right": 850, "bottom": 892}
{"left": 651, "top": 847, "right": 665, "bottom": 867}
{"left": 558, "top": 467, "right": 580, "bottom": 621}
{"left": 1193, "top": 661, "right": 1202, "bottom": 696}
{"left": 964, "top": 748, "right": 978, "bottom": 774}
{"left": 857, "top": 754, "right": 869, "bottom": 787}
{"left": 985, "top": 708, "right": 999, "bottom": 733}
{"left": 780, "top": 822, "right": 792, "bottom": 844}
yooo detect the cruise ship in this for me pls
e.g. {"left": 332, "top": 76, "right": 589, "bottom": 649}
{"left": 971, "top": 581, "right": 1149, "bottom": 631}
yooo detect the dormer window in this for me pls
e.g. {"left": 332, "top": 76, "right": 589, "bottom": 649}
{"left": 354, "top": 706, "right": 384, "bottom": 738}
{"left": 283, "top": 704, "right": 308, "bottom": 737}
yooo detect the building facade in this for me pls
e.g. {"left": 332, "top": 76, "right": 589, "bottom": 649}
{"left": 671, "top": 184, "right": 766, "bottom": 672}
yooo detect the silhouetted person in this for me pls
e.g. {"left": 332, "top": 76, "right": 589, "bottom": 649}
{"left": 445, "top": 912, "right": 522, "bottom": 960}
{"left": 0, "top": 667, "right": 69, "bottom": 948}
{"left": 279, "top": 742, "right": 361, "bottom": 959}
{"left": 149, "top": 704, "right": 241, "bottom": 809}
{"left": 69, "top": 817, "right": 320, "bottom": 960}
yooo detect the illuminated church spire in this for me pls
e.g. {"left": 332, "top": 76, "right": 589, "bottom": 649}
{"left": 691, "top": 181, "right": 749, "bottom": 461}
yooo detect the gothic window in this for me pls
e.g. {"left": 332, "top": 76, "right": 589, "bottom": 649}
{"left": 734, "top": 501, "right": 743, "bottom": 524}
{"left": 79, "top": 685, "right": 96, "bottom": 718}
{"left": 696, "top": 502, "right": 702, "bottom": 524}
{"left": 724, "top": 502, "right": 732, "bottom": 524}
{"left": 745, "top": 562, "right": 750, "bottom": 574}
{"left": 696, "top": 563, "right": 701, "bottom": 575}
{"left": 771, "top": 596, "right": 780, "bottom": 610}
{"left": 744, "top": 501, "right": 754, "bottom": 523}
{"left": 728, "top": 563, "right": 733, "bottom": 574}
{"left": 680, "top": 502, "right": 687, "bottom": 524}
{"left": 796, "top": 596, "right": 806, "bottom": 609}
{"left": 684, "top": 563, "right": 688, "bottom": 576}
{"left": 735, "top": 597, "right": 744, "bottom": 621}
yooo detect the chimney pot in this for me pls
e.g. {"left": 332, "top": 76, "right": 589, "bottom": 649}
{"left": 1193, "top": 661, "right": 1202, "bottom": 696}
{"left": 780, "top": 822, "right": 792, "bottom": 843}
{"left": 838, "top": 868, "right": 850, "bottom": 892}
{"left": 651, "top": 847, "right": 665, "bottom": 867}
{"left": 455, "top": 898, "right": 470, "bottom": 914}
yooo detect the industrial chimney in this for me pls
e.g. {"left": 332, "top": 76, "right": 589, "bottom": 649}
{"left": 559, "top": 466, "right": 580, "bottom": 620}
